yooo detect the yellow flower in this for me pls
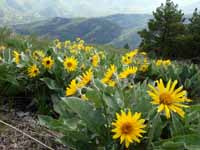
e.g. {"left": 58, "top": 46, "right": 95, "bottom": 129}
{"left": 32, "top": 50, "right": 45, "bottom": 60}
{"left": 121, "top": 55, "right": 132, "bottom": 65}
{"left": 121, "top": 49, "right": 138, "bottom": 65}
{"left": 81, "top": 94, "right": 88, "bottom": 101}
{"left": 79, "top": 69, "right": 93, "bottom": 88}
{"left": 83, "top": 46, "right": 93, "bottom": 52}
{"left": 66, "top": 79, "right": 79, "bottom": 96}
{"left": 0, "top": 56, "right": 3, "bottom": 62}
{"left": 140, "top": 52, "right": 147, "bottom": 55}
{"left": 107, "top": 80, "right": 116, "bottom": 87}
{"left": 81, "top": 64, "right": 86, "bottom": 70}
{"left": 99, "top": 51, "right": 105, "bottom": 59}
{"left": 42, "top": 56, "right": 54, "bottom": 69}
{"left": 147, "top": 79, "right": 191, "bottom": 119}
{"left": 54, "top": 39, "right": 60, "bottom": 44}
{"left": 119, "top": 66, "right": 137, "bottom": 79}
{"left": 56, "top": 42, "right": 62, "bottom": 49}
{"left": 79, "top": 39, "right": 85, "bottom": 44}
{"left": 155, "top": 59, "right": 162, "bottom": 66}
{"left": 63, "top": 57, "right": 78, "bottom": 72}
{"left": 64, "top": 40, "right": 71, "bottom": 48}
{"left": 156, "top": 59, "right": 171, "bottom": 66}
{"left": 143, "top": 58, "right": 148, "bottom": 63}
{"left": 0, "top": 46, "right": 6, "bottom": 51}
{"left": 27, "top": 64, "right": 40, "bottom": 78}
{"left": 112, "top": 110, "right": 146, "bottom": 148}
{"left": 127, "top": 49, "right": 138, "bottom": 58}
{"left": 163, "top": 60, "right": 171, "bottom": 65}
{"left": 69, "top": 48, "right": 78, "bottom": 54}
{"left": 13, "top": 50, "right": 20, "bottom": 64}
{"left": 76, "top": 37, "right": 81, "bottom": 41}
{"left": 91, "top": 54, "right": 100, "bottom": 67}
{"left": 139, "top": 64, "right": 149, "bottom": 72}
{"left": 101, "top": 64, "right": 117, "bottom": 87}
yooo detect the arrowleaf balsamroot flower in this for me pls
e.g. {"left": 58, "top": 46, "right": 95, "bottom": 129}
{"left": 101, "top": 64, "right": 117, "bottom": 87}
{"left": 156, "top": 59, "right": 171, "bottom": 66}
{"left": 119, "top": 66, "right": 137, "bottom": 79}
{"left": 139, "top": 64, "right": 149, "bottom": 72}
{"left": 27, "top": 64, "right": 39, "bottom": 78}
{"left": 91, "top": 54, "right": 100, "bottom": 67}
{"left": 32, "top": 50, "right": 45, "bottom": 60}
{"left": 112, "top": 110, "right": 146, "bottom": 148}
{"left": 63, "top": 57, "right": 78, "bottom": 72}
{"left": 13, "top": 50, "right": 20, "bottom": 64}
{"left": 147, "top": 79, "right": 191, "bottom": 119}
{"left": 42, "top": 56, "right": 54, "bottom": 69}
{"left": 66, "top": 79, "right": 79, "bottom": 96}
{"left": 79, "top": 69, "right": 93, "bottom": 88}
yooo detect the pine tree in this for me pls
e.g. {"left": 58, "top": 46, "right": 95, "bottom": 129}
{"left": 189, "top": 8, "right": 200, "bottom": 34}
{"left": 138, "top": 0, "right": 185, "bottom": 57}
{"left": 188, "top": 8, "right": 200, "bottom": 58}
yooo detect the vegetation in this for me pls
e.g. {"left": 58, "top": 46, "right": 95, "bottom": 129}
{"left": 139, "top": 0, "right": 200, "bottom": 59}
{"left": 0, "top": 0, "right": 200, "bottom": 149}
{"left": 0, "top": 35, "right": 199, "bottom": 149}
{"left": 0, "top": 27, "right": 50, "bottom": 50}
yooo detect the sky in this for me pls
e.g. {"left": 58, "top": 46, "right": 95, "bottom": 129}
{"left": 58, "top": 0, "right": 200, "bottom": 17}
{"left": 88, "top": 0, "right": 200, "bottom": 14}
{"left": 1, "top": 0, "right": 199, "bottom": 18}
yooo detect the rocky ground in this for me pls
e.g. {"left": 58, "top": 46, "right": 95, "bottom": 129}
{"left": 0, "top": 110, "right": 67, "bottom": 150}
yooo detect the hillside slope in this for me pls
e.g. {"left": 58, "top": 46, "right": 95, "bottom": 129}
{"left": 13, "top": 14, "right": 151, "bottom": 48}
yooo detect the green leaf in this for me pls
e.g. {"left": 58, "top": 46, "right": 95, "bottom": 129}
{"left": 170, "top": 113, "right": 184, "bottom": 136}
{"left": 86, "top": 88, "right": 102, "bottom": 107}
{"left": 60, "top": 134, "right": 92, "bottom": 150}
{"left": 62, "top": 97, "right": 106, "bottom": 135}
{"left": 161, "top": 141, "right": 185, "bottom": 150}
{"left": 94, "top": 79, "right": 106, "bottom": 91}
{"left": 39, "top": 115, "right": 80, "bottom": 132}
{"left": 40, "top": 77, "right": 59, "bottom": 90}
{"left": 102, "top": 94, "right": 120, "bottom": 112}
{"left": 190, "top": 105, "right": 200, "bottom": 111}
{"left": 147, "top": 114, "right": 163, "bottom": 147}
{"left": 154, "top": 134, "right": 200, "bottom": 149}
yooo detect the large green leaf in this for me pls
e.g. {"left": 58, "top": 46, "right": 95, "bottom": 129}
{"left": 40, "top": 77, "right": 59, "bottom": 90}
{"left": 86, "top": 88, "right": 102, "bottom": 108}
{"left": 62, "top": 97, "right": 106, "bottom": 135}
{"left": 170, "top": 113, "right": 184, "bottom": 136}
{"left": 39, "top": 115, "right": 79, "bottom": 132}
{"left": 154, "top": 134, "right": 200, "bottom": 150}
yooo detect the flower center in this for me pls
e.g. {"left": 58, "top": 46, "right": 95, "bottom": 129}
{"left": 159, "top": 92, "right": 172, "bottom": 105}
{"left": 34, "top": 69, "right": 38, "bottom": 73}
{"left": 46, "top": 60, "right": 50, "bottom": 65}
{"left": 67, "top": 62, "right": 72, "bottom": 67}
{"left": 121, "top": 122, "right": 133, "bottom": 134}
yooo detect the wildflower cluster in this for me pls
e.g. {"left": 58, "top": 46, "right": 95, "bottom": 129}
{"left": 0, "top": 38, "right": 197, "bottom": 150}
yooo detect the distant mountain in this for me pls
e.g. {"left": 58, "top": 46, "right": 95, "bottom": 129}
{"left": 0, "top": 0, "right": 71, "bottom": 25}
{"left": 13, "top": 14, "right": 151, "bottom": 49}
{"left": 104, "top": 14, "right": 151, "bottom": 29}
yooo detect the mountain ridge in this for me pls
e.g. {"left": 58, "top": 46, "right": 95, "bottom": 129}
{"left": 13, "top": 14, "right": 151, "bottom": 49}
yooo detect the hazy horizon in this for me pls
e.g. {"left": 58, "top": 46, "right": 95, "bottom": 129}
{"left": 0, "top": 0, "right": 199, "bottom": 18}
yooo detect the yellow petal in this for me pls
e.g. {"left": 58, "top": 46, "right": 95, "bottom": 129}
{"left": 166, "top": 79, "right": 172, "bottom": 91}
{"left": 169, "top": 80, "right": 178, "bottom": 93}
{"left": 165, "top": 105, "right": 171, "bottom": 119}
{"left": 157, "top": 104, "right": 165, "bottom": 112}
